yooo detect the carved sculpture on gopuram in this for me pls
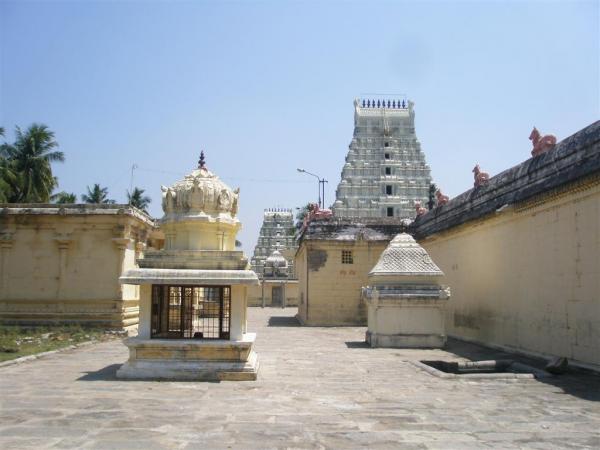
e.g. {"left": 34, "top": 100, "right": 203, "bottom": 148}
{"left": 415, "top": 201, "right": 427, "bottom": 217}
{"left": 435, "top": 190, "right": 449, "bottom": 206}
{"left": 473, "top": 164, "right": 490, "bottom": 188}
{"left": 529, "top": 127, "right": 557, "bottom": 157}
{"left": 301, "top": 203, "right": 333, "bottom": 231}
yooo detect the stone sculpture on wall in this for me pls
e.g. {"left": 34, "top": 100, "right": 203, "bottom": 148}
{"left": 529, "top": 127, "right": 557, "bottom": 157}
{"left": 473, "top": 164, "right": 490, "bottom": 188}
{"left": 435, "top": 190, "right": 449, "bottom": 206}
{"left": 415, "top": 201, "right": 427, "bottom": 217}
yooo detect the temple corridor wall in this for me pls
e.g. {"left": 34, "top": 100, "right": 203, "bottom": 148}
{"left": 0, "top": 205, "right": 155, "bottom": 330}
{"left": 419, "top": 182, "right": 600, "bottom": 368}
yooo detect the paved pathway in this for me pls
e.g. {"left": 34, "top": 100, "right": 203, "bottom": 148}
{"left": 1, "top": 308, "right": 599, "bottom": 449}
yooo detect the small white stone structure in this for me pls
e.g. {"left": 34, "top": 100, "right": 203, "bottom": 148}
{"left": 363, "top": 233, "right": 450, "bottom": 348}
{"left": 117, "top": 154, "right": 259, "bottom": 381}
{"left": 261, "top": 250, "right": 289, "bottom": 308}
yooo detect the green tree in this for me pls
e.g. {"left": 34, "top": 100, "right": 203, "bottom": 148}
{"left": 427, "top": 183, "right": 437, "bottom": 210}
{"left": 295, "top": 202, "right": 313, "bottom": 229}
{"left": 51, "top": 191, "right": 77, "bottom": 204}
{"left": 82, "top": 184, "right": 115, "bottom": 204}
{"left": 0, "top": 127, "right": 16, "bottom": 203}
{"left": 126, "top": 187, "right": 151, "bottom": 211}
{"left": 4, "top": 124, "right": 64, "bottom": 202}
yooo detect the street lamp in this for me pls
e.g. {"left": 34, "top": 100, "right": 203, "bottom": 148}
{"left": 297, "top": 168, "right": 328, "bottom": 209}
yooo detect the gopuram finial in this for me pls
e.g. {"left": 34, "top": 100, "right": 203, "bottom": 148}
{"left": 198, "top": 151, "right": 206, "bottom": 169}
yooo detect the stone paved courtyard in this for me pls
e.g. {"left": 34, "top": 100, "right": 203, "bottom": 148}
{"left": 1, "top": 308, "right": 599, "bottom": 449}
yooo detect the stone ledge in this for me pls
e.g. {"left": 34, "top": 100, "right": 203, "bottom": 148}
{"left": 120, "top": 268, "right": 259, "bottom": 285}
{"left": 0, "top": 203, "right": 155, "bottom": 226}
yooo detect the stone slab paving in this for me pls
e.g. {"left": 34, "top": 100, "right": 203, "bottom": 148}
{"left": 1, "top": 308, "right": 599, "bottom": 449}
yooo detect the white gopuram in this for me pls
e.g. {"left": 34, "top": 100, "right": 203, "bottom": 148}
{"left": 117, "top": 153, "right": 259, "bottom": 381}
{"left": 332, "top": 98, "right": 432, "bottom": 219}
{"left": 363, "top": 233, "right": 450, "bottom": 348}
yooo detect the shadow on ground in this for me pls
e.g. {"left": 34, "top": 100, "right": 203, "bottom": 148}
{"left": 345, "top": 341, "right": 370, "bottom": 348}
{"left": 268, "top": 316, "right": 300, "bottom": 327}
{"left": 446, "top": 338, "right": 600, "bottom": 402}
{"left": 78, "top": 363, "right": 120, "bottom": 381}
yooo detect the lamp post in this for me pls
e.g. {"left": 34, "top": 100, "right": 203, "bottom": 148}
{"left": 297, "top": 168, "right": 328, "bottom": 209}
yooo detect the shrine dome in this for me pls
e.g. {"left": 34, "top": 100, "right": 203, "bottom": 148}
{"left": 160, "top": 151, "right": 239, "bottom": 225}
{"left": 369, "top": 233, "right": 444, "bottom": 281}
{"left": 159, "top": 152, "right": 241, "bottom": 252}
{"left": 265, "top": 250, "right": 288, "bottom": 269}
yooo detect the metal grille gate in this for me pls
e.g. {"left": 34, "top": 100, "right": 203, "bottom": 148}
{"left": 151, "top": 285, "right": 231, "bottom": 339}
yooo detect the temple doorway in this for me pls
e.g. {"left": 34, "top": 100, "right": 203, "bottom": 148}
{"left": 272, "top": 286, "right": 283, "bottom": 307}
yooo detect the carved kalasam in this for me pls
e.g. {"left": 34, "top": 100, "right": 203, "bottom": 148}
{"left": 160, "top": 161, "right": 239, "bottom": 219}
{"left": 435, "top": 190, "right": 449, "bottom": 206}
{"left": 473, "top": 164, "right": 490, "bottom": 188}
{"left": 415, "top": 201, "right": 427, "bottom": 217}
{"left": 530, "top": 127, "right": 557, "bottom": 157}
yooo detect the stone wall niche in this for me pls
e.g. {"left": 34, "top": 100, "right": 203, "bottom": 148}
{"left": 363, "top": 233, "right": 450, "bottom": 348}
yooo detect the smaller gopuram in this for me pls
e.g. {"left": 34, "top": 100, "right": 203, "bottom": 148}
{"left": 363, "top": 233, "right": 450, "bottom": 348}
{"left": 250, "top": 208, "right": 296, "bottom": 277}
{"left": 117, "top": 152, "right": 259, "bottom": 381}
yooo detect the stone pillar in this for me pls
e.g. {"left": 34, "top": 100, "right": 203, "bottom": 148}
{"left": 230, "top": 285, "right": 245, "bottom": 341}
{"left": 112, "top": 237, "right": 132, "bottom": 299}
{"left": 0, "top": 233, "right": 14, "bottom": 300}
{"left": 282, "top": 281, "right": 286, "bottom": 309}
{"left": 53, "top": 233, "right": 74, "bottom": 299}
{"left": 137, "top": 284, "right": 152, "bottom": 339}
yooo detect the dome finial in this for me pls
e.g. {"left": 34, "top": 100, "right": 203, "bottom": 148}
{"left": 198, "top": 150, "right": 206, "bottom": 169}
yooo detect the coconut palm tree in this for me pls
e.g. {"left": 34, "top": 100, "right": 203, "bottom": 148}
{"left": 82, "top": 184, "right": 115, "bottom": 204}
{"left": 51, "top": 191, "right": 77, "bottom": 204}
{"left": 4, "top": 124, "right": 64, "bottom": 202}
{"left": 126, "top": 187, "right": 151, "bottom": 212}
{"left": 0, "top": 127, "right": 17, "bottom": 203}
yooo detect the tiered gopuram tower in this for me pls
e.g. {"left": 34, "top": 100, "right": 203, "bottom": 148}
{"left": 332, "top": 98, "right": 432, "bottom": 218}
{"left": 250, "top": 208, "right": 297, "bottom": 278}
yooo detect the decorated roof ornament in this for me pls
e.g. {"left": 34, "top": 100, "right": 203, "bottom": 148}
{"left": 473, "top": 164, "right": 490, "bottom": 188}
{"left": 265, "top": 250, "right": 288, "bottom": 269}
{"left": 160, "top": 155, "right": 240, "bottom": 222}
{"left": 435, "top": 189, "right": 449, "bottom": 206}
{"left": 415, "top": 201, "right": 427, "bottom": 217}
{"left": 529, "top": 127, "right": 557, "bottom": 157}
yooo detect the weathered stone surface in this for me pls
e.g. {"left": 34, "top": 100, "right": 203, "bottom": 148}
{"left": 1, "top": 308, "right": 599, "bottom": 449}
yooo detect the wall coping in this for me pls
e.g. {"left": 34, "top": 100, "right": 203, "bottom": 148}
{"left": 412, "top": 120, "right": 600, "bottom": 239}
{"left": 0, "top": 203, "right": 156, "bottom": 227}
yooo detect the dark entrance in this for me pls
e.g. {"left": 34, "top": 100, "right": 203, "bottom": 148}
{"left": 150, "top": 285, "right": 231, "bottom": 339}
{"left": 272, "top": 286, "right": 283, "bottom": 307}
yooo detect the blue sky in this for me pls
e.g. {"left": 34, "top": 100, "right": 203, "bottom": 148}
{"left": 1, "top": 0, "right": 598, "bottom": 254}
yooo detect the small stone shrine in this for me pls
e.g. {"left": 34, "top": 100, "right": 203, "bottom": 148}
{"left": 117, "top": 152, "right": 259, "bottom": 380}
{"left": 363, "top": 233, "right": 450, "bottom": 348}
{"left": 260, "top": 249, "right": 289, "bottom": 308}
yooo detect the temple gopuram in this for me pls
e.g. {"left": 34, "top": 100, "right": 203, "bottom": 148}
{"left": 332, "top": 98, "right": 432, "bottom": 218}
